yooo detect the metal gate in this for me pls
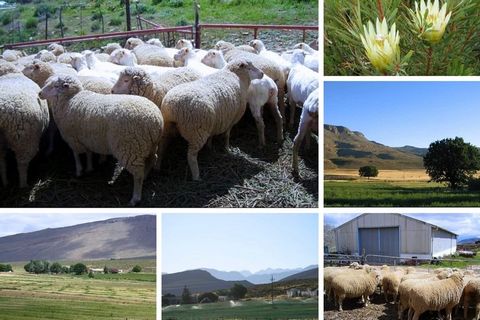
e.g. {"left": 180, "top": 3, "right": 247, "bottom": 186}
{"left": 359, "top": 227, "right": 400, "bottom": 257}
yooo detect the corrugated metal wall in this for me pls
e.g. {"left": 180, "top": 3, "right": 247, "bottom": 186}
{"left": 335, "top": 214, "right": 435, "bottom": 256}
{"left": 432, "top": 228, "right": 457, "bottom": 258}
{"left": 358, "top": 227, "right": 400, "bottom": 256}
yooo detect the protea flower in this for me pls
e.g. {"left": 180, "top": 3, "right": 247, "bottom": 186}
{"left": 409, "top": 0, "right": 452, "bottom": 44}
{"left": 360, "top": 18, "right": 400, "bottom": 74}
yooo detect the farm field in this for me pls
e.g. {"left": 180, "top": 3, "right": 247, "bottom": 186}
{"left": 162, "top": 298, "right": 319, "bottom": 320}
{"left": 324, "top": 169, "right": 429, "bottom": 182}
{"left": 0, "top": 259, "right": 156, "bottom": 320}
{"left": 324, "top": 180, "right": 480, "bottom": 207}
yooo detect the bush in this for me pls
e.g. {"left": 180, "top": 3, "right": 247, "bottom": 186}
{"left": 1, "top": 13, "right": 13, "bottom": 26}
{"left": 49, "top": 262, "right": 63, "bottom": 274}
{"left": 230, "top": 283, "right": 247, "bottom": 300}
{"left": 109, "top": 17, "right": 122, "bottom": 26}
{"left": 24, "top": 260, "right": 50, "bottom": 274}
{"left": 88, "top": 271, "right": 94, "bottom": 278}
{"left": 152, "top": 0, "right": 162, "bottom": 5}
{"left": 0, "top": 264, "right": 13, "bottom": 272}
{"left": 167, "top": 0, "right": 184, "bottom": 8}
{"left": 71, "top": 263, "right": 88, "bottom": 275}
{"left": 25, "top": 17, "right": 38, "bottom": 29}
{"left": 62, "top": 266, "right": 70, "bottom": 274}
{"left": 198, "top": 292, "right": 219, "bottom": 303}
{"left": 91, "top": 22, "right": 100, "bottom": 32}
{"left": 91, "top": 12, "right": 103, "bottom": 21}
{"left": 33, "top": 4, "right": 55, "bottom": 18}
{"left": 358, "top": 165, "right": 378, "bottom": 179}
{"left": 131, "top": 265, "right": 142, "bottom": 273}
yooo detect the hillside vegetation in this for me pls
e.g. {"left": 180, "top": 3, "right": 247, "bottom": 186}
{"left": 0, "top": 0, "right": 318, "bottom": 50}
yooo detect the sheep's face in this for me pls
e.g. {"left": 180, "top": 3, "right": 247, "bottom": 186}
{"left": 125, "top": 38, "right": 142, "bottom": 50}
{"left": 22, "top": 61, "right": 42, "bottom": 80}
{"left": 201, "top": 50, "right": 223, "bottom": 69}
{"left": 111, "top": 74, "right": 134, "bottom": 94}
{"left": 147, "top": 38, "right": 163, "bottom": 48}
{"left": 293, "top": 43, "right": 306, "bottom": 51}
{"left": 40, "top": 76, "right": 81, "bottom": 99}
{"left": 173, "top": 48, "right": 192, "bottom": 63}
{"left": 249, "top": 40, "right": 264, "bottom": 53}
{"left": 175, "top": 39, "right": 193, "bottom": 49}
{"left": 291, "top": 49, "right": 306, "bottom": 65}
{"left": 229, "top": 59, "right": 263, "bottom": 81}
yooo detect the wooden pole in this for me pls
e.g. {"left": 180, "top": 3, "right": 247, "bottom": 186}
{"left": 45, "top": 12, "right": 48, "bottom": 40}
{"left": 125, "top": 0, "right": 131, "bottom": 31}
{"left": 194, "top": 0, "right": 200, "bottom": 49}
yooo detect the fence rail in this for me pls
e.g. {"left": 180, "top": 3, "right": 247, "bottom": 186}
{"left": 3, "top": 26, "right": 194, "bottom": 49}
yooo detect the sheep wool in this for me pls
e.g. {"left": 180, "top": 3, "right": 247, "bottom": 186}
{"left": 39, "top": 75, "right": 163, "bottom": 206}
{"left": 463, "top": 278, "right": 480, "bottom": 320}
{"left": 159, "top": 58, "right": 263, "bottom": 180}
{"left": 0, "top": 71, "right": 49, "bottom": 187}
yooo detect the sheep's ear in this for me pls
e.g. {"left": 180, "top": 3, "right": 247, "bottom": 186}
{"left": 133, "top": 75, "right": 140, "bottom": 80}
{"left": 34, "top": 63, "right": 40, "bottom": 69}
{"left": 62, "top": 82, "right": 70, "bottom": 88}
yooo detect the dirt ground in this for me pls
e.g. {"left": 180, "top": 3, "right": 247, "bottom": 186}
{"left": 324, "top": 169, "right": 429, "bottom": 182}
{"left": 324, "top": 293, "right": 474, "bottom": 320}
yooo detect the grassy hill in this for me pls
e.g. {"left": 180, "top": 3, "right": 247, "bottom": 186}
{"left": 324, "top": 124, "right": 424, "bottom": 170}
{"left": 0, "top": 215, "right": 156, "bottom": 262}
{"left": 0, "top": 0, "right": 318, "bottom": 50}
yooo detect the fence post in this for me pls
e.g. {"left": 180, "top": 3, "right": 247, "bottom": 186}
{"left": 194, "top": 0, "right": 201, "bottom": 49}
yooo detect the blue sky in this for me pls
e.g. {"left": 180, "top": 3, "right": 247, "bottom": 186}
{"left": 162, "top": 213, "right": 318, "bottom": 273}
{"left": 0, "top": 213, "right": 139, "bottom": 237}
{"left": 325, "top": 82, "right": 480, "bottom": 148}
{"left": 325, "top": 213, "right": 480, "bottom": 240}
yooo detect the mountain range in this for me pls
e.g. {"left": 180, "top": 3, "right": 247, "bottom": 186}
{"left": 324, "top": 124, "right": 426, "bottom": 170}
{"left": 162, "top": 267, "right": 318, "bottom": 295}
{"left": 201, "top": 265, "right": 318, "bottom": 284}
{"left": 0, "top": 215, "right": 156, "bottom": 262}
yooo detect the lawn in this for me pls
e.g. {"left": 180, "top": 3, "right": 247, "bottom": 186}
{"left": 0, "top": 271, "right": 156, "bottom": 319}
{"left": 162, "top": 299, "right": 318, "bottom": 320}
{"left": 324, "top": 180, "right": 480, "bottom": 207}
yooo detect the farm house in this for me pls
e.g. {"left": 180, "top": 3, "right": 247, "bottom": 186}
{"left": 334, "top": 213, "right": 457, "bottom": 259}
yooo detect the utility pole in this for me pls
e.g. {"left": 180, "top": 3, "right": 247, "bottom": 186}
{"left": 125, "top": 0, "right": 131, "bottom": 31}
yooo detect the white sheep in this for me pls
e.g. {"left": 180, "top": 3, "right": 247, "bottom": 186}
{"left": 292, "top": 88, "right": 318, "bottom": 175}
{"left": 109, "top": 48, "right": 173, "bottom": 77}
{"left": 83, "top": 50, "right": 125, "bottom": 75}
{"left": 331, "top": 267, "right": 380, "bottom": 311}
{"left": 39, "top": 75, "right": 164, "bottom": 206}
{"left": 146, "top": 38, "right": 178, "bottom": 58}
{"left": 287, "top": 49, "right": 319, "bottom": 128}
{"left": 125, "top": 37, "right": 174, "bottom": 67}
{"left": 0, "top": 65, "right": 49, "bottom": 187}
{"left": 174, "top": 47, "right": 217, "bottom": 76}
{"left": 159, "top": 58, "right": 263, "bottom": 180}
{"left": 175, "top": 38, "right": 208, "bottom": 61}
{"left": 202, "top": 49, "right": 283, "bottom": 147}
{"left": 463, "top": 278, "right": 480, "bottom": 320}
{"left": 101, "top": 42, "right": 122, "bottom": 54}
{"left": 34, "top": 50, "right": 57, "bottom": 63}
{"left": 409, "top": 272, "right": 464, "bottom": 320}
{"left": 1, "top": 49, "right": 24, "bottom": 62}
{"left": 249, "top": 39, "right": 290, "bottom": 77}
{"left": 48, "top": 43, "right": 65, "bottom": 56}
{"left": 216, "top": 41, "right": 287, "bottom": 124}
{"left": 70, "top": 53, "right": 117, "bottom": 84}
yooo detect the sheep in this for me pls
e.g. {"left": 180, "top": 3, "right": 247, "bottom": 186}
{"left": 173, "top": 47, "right": 217, "bottom": 76}
{"left": 463, "top": 278, "right": 480, "bottom": 320}
{"left": 70, "top": 53, "right": 118, "bottom": 83}
{"left": 331, "top": 267, "right": 380, "bottom": 311}
{"left": 292, "top": 88, "right": 318, "bottom": 174}
{"left": 382, "top": 269, "right": 410, "bottom": 304}
{"left": 101, "top": 42, "right": 122, "bottom": 55}
{"left": 158, "top": 58, "right": 263, "bottom": 180}
{"left": 0, "top": 68, "right": 49, "bottom": 187}
{"left": 201, "top": 49, "right": 283, "bottom": 147}
{"left": 0, "top": 60, "right": 19, "bottom": 76}
{"left": 125, "top": 37, "right": 174, "bottom": 67}
{"left": 57, "top": 52, "right": 75, "bottom": 65}
{"left": 408, "top": 272, "right": 464, "bottom": 320}
{"left": 109, "top": 48, "right": 173, "bottom": 77}
{"left": 175, "top": 38, "right": 208, "bottom": 61}
{"left": 48, "top": 43, "right": 65, "bottom": 56}
{"left": 34, "top": 50, "right": 57, "bottom": 63}
{"left": 146, "top": 38, "right": 178, "bottom": 57}
{"left": 215, "top": 40, "right": 256, "bottom": 54}
{"left": 39, "top": 75, "right": 164, "bottom": 206}
{"left": 1, "top": 49, "right": 24, "bottom": 62}
{"left": 216, "top": 41, "right": 287, "bottom": 124}
{"left": 83, "top": 50, "right": 125, "bottom": 75}
{"left": 249, "top": 39, "right": 291, "bottom": 77}
{"left": 287, "top": 50, "right": 319, "bottom": 128}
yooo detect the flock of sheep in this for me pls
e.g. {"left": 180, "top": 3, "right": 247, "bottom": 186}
{"left": 325, "top": 262, "right": 480, "bottom": 320}
{"left": 0, "top": 36, "right": 319, "bottom": 205}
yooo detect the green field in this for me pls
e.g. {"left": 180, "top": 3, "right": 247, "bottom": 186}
{"left": 324, "top": 180, "right": 480, "bottom": 207}
{"left": 162, "top": 299, "right": 318, "bottom": 320}
{"left": 0, "top": 259, "right": 156, "bottom": 320}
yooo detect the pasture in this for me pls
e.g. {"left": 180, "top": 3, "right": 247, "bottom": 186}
{"left": 0, "top": 259, "right": 156, "bottom": 320}
{"left": 162, "top": 298, "right": 318, "bottom": 320}
{"left": 324, "top": 169, "right": 480, "bottom": 207}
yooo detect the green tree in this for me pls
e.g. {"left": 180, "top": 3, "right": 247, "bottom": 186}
{"left": 88, "top": 271, "right": 94, "bottom": 278}
{"left": 198, "top": 291, "right": 218, "bottom": 303}
{"left": 358, "top": 165, "right": 379, "bottom": 179}
{"left": 71, "top": 263, "right": 88, "bottom": 275}
{"left": 24, "top": 260, "right": 49, "bottom": 274}
{"left": 131, "top": 265, "right": 142, "bottom": 272}
{"left": 49, "top": 262, "right": 63, "bottom": 274}
{"left": 181, "top": 285, "right": 193, "bottom": 304}
{"left": 0, "top": 264, "right": 13, "bottom": 272}
{"left": 424, "top": 137, "right": 480, "bottom": 189}
{"left": 230, "top": 283, "right": 247, "bottom": 300}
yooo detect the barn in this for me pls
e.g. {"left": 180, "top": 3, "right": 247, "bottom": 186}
{"left": 334, "top": 213, "right": 457, "bottom": 259}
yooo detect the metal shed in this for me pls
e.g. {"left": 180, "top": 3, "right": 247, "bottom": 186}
{"left": 334, "top": 213, "right": 457, "bottom": 259}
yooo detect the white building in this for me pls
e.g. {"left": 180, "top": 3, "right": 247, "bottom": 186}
{"left": 334, "top": 213, "right": 457, "bottom": 259}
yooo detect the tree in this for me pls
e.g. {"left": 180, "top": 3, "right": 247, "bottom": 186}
{"left": 104, "top": 266, "right": 109, "bottom": 274}
{"left": 181, "top": 286, "right": 193, "bottom": 304}
{"left": 0, "top": 264, "right": 12, "bottom": 272}
{"left": 424, "top": 137, "right": 480, "bottom": 189}
{"left": 358, "top": 165, "right": 378, "bottom": 179}
{"left": 88, "top": 271, "right": 94, "bottom": 278}
{"left": 230, "top": 283, "right": 247, "bottom": 300}
{"left": 24, "top": 260, "right": 49, "bottom": 274}
{"left": 131, "top": 265, "right": 142, "bottom": 273}
{"left": 50, "top": 262, "right": 63, "bottom": 274}
{"left": 71, "top": 263, "right": 88, "bottom": 275}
